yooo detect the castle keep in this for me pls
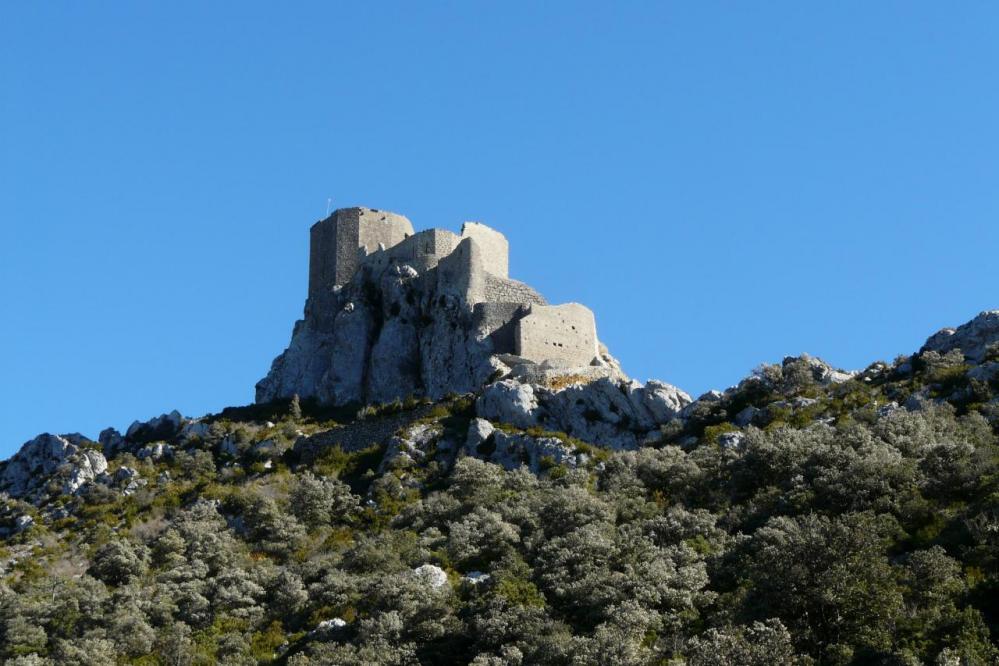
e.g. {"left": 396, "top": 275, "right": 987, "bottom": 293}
{"left": 257, "top": 206, "right": 606, "bottom": 406}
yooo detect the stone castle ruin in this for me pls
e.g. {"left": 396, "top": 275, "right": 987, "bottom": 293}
{"left": 256, "top": 206, "right": 614, "bottom": 406}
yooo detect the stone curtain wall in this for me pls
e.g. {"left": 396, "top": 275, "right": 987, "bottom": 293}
{"left": 516, "top": 303, "right": 598, "bottom": 367}
{"left": 356, "top": 209, "right": 413, "bottom": 261}
{"left": 385, "top": 229, "right": 462, "bottom": 274}
{"left": 484, "top": 274, "right": 547, "bottom": 306}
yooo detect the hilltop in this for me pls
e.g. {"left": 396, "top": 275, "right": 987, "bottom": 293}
{"left": 1, "top": 209, "right": 999, "bottom": 665}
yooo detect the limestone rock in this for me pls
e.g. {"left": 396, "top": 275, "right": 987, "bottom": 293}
{"left": 790, "top": 356, "right": 856, "bottom": 385}
{"left": 113, "top": 466, "right": 140, "bottom": 483}
{"left": 180, "top": 421, "right": 212, "bottom": 442}
{"left": 465, "top": 418, "right": 495, "bottom": 453}
{"left": 250, "top": 439, "right": 282, "bottom": 460}
{"left": 539, "top": 378, "right": 651, "bottom": 450}
{"left": 113, "top": 466, "right": 146, "bottom": 495}
{"left": 218, "top": 436, "right": 240, "bottom": 457}
{"left": 380, "top": 423, "right": 442, "bottom": 471}
{"left": 126, "top": 410, "right": 185, "bottom": 444}
{"left": 255, "top": 323, "right": 337, "bottom": 404}
{"left": 98, "top": 427, "right": 125, "bottom": 457}
{"left": 476, "top": 380, "right": 539, "bottom": 429}
{"left": 311, "top": 618, "right": 348, "bottom": 636}
{"left": 473, "top": 375, "right": 701, "bottom": 451}
{"left": 413, "top": 564, "right": 449, "bottom": 590}
{"left": 718, "top": 431, "right": 746, "bottom": 450}
{"left": 638, "top": 380, "right": 692, "bottom": 424}
{"left": 63, "top": 449, "right": 109, "bottom": 494}
{"left": 734, "top": 406, "right": 760, "bottom": 427}
{"left": 463, "top": 571, "right": 491, "bottom": 585}
{"left": 481, "top": 431, "right": 582, "bottom": 473}
{"left": 0, "top": 433, "right": 108, "bottom": 499}
{"left": 136, "top": 442, "right": 173, "bottom": 461}
{"left": 922, "top": 310, "right": 999, "bottom": 364}
{"left": 969, "top": 362, "right": 999, "bottom": 383}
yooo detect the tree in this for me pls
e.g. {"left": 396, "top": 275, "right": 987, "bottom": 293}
{"left": 88, "top": 539, "right": 147, "bottom": 586}
{"left": 685, "top": 619, "right": 805, "bottom": 666}
{"left": 289, "top": 471, "right": 359, "bottom": 529}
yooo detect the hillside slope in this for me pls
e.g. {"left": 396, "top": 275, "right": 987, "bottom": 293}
{"left": 2, "top": 312, "right": 999, "bottom": 665}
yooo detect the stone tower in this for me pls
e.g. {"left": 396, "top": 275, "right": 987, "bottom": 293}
{"left": 308, "top": 207, "right": 414, "bottom": 298}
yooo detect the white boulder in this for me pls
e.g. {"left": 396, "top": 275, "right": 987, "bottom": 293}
{"left": 413, "top": 564, "right": 449, "bottom": 589}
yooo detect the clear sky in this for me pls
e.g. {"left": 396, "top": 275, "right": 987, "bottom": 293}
{"left": 2, "top": 3, "right": 998, "bottom": 457}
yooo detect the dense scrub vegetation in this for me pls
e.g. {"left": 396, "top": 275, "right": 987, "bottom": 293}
{"left": 2, "top": 349, "right": 999, "bottom": 665}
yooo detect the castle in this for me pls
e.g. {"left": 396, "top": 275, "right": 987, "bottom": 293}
{"left": 256, "top": 206, "right": 605, "bottom": 406}
{"left": 308, "top": 206, "right": 598, "bottom": 367}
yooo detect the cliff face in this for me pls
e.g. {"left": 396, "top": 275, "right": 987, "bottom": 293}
{"left": 255, "top": 259, "right": 502, "bottom": 406}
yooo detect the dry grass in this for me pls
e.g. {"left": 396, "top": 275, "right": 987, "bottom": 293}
{"left": 545, "top": 373, "right": 594, "bottom": 391}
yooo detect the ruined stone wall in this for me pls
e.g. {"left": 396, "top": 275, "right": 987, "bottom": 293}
{"left": 461, "top": 222, "right": 509, "bottom": 278}
{"left": 515, "top": 303, "right": 598, "bottom": 367}
{"left": 485, "top": 274, "right": 547, "bottom": 306}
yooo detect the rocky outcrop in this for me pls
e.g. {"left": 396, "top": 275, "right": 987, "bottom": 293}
{"left": 922, "top": 310, "right": 999, "bottom": 364}
{"left": 475, "top": 376, "right": 692, "bottom": 450}
{"left": 380, "top": 423, "right": 445, "bottom": 472}
{"left": 256, "top": 251, "right": 504, "bottom": 407}
{"left": 125, "top": 410, "right": 186, "bottom": 444}
{"left": 475, "top": 380, "right": 539, "bottom": 429}
{"left": 0, "top": 433, "right": 108, "bottom": 500}
{"left": 642, "top": 380, "right": 694, "bottom": 423}
{"left": 463, "top": 418, "right": 584, "bottom": 472}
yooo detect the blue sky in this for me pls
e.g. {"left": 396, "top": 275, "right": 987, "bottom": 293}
{"left": 2, "top": 3, "right": 998, "bottom": 456}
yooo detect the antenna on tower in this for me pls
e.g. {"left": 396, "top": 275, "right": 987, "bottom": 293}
{"left": 326, "top": 198, "right": 333, "bottom": 217}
